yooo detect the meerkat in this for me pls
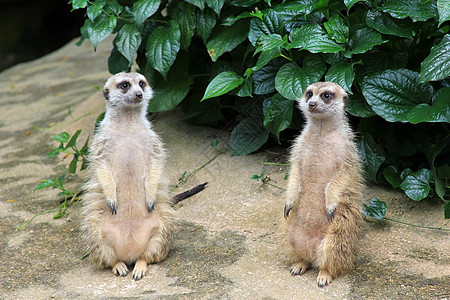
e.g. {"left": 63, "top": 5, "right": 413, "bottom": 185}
{"left": 80, "top": 72, "right": 175, "bottom": 280}
{"left": 283, "top": 82, "right": 364, "bottom": 287}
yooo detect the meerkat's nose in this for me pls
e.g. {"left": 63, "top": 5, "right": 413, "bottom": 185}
{"left": 136, "top": 92, "right": 143, "bottom": 99}
{"left": 309, "top": 101, "right": 317, "bottom": 109}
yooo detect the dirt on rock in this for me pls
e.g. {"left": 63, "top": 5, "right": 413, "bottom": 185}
{"left": 0, "top": 38, "right": 448, "bottom": 300}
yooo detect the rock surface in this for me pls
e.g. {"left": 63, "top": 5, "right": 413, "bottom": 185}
{"left": 0, "top": 38, "right": 449, "bottom": 300}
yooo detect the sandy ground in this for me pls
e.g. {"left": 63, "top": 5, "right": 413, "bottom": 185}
{"left": 0, "top": 38, "right": 449, "bottom": 300}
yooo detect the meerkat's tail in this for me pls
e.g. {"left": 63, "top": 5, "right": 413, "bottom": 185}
{"left": 169, "top": 182, "right": 208, "bottom": 207}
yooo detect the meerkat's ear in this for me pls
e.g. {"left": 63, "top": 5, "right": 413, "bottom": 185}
{"left": 103, "top": 88, "right": 110, "bottom": 101}
{"left": 343, "top": 94, "right": 349, "bottom": 108}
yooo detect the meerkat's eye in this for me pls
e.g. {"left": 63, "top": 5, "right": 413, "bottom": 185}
{"left": 139, "top": 80, "right": 146, "bottom": 88}
{"left": 118, "top": 81, "right": 130, "bottom": 90}
{"left": 305, "top": 90, "right": 313, "bottom": 100}
{"left": 321, "top": 92, "right": 334, "bottom": 103}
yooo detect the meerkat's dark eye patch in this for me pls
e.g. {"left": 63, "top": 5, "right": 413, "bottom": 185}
{"left": 118, "top": 81, "right": 130, "bottom": 91}
{"left": 321, "top": 91, "right": 334, "bottom": 103}
{"left": 305, "top": 90, "right": 313, "bottom": 100}
{"left": 139, "top": 80, "right": 146, "bottom": 88}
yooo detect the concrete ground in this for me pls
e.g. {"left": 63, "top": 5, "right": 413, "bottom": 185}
{"left": 0, "top": 38, "right": 449, "bottom": 300}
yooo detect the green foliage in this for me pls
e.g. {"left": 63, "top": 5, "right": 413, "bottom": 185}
{"left": 70, "top": 0, "right": 450, "bottom": 214}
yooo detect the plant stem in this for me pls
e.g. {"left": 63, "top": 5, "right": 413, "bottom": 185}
{"left": 17, "top": 209, "right": 60, "bottom": 231}
{"left": 383, "top": 216, "right": 450, "bottom": 231}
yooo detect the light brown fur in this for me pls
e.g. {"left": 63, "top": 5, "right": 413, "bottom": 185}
{"left": 81, "top": 72, "right": 175, "bottom": 280}
{"left": 283, "top": 82, "right": 364, "bottom": 287}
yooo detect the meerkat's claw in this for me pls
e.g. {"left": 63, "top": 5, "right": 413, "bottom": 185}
{"left": 326, "top": 207, "right": 336, "bottom": 222}
{"left": 284, "top": 204, "right": 292, "bottom": 219}
{"left": 132, "top": 260, "right": 148, "bottom": 281}
{"left": 290, "top": 261, "right": 310, "bottom": 276}
{"left": 146, "top": 201, "right": 155, "bottom": 213}
{"left": 112, "top": 262, "right": 129, "bottom": 277}
{"left": 317, "top": 270, "right": 332, "bottom": 287}
{"left": 108, "top": 201, "right": 117, "bottom": 214}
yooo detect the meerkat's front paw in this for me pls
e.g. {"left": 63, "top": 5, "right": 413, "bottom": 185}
{"left": 326, "top": 203, "right": 337, "bottom": 222}
{"left": 146, "top": 198, "right": 155, "bottom": 213}
{"left": 107, "top": 199, "right": 117, "bottom": 214}
{"left": 112, "top": 262, "right": 128, "bottom": 277}
{"left": 132, "top": 259, "right": 148, "bottom": 281}
{"left": 284, "top": 203, "right": 293, "bottom": 218}
{"left": 290, "top": 261, "right": 310, "bottom": 276}
{"left": 317, "top": 270, "right": 332, "bottom": 287}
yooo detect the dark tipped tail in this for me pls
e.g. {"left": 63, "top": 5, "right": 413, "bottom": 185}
{"left": 169, "top": 182, "right": 208, "bottom": 207}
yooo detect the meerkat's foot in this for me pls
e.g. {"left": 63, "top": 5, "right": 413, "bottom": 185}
{"left": 112, "top": 262, "right": 128, "bottom": 277}
{"left": 326, "top": 203, "right": 337, "bottom": 222}
{"left": 290, "top": 261, "right": 310, "bottom": 276}
{"left": 317, "top": 270, "right": 332, "bottom": 287}
{"left": 146, "top": 199, "right": 155, "bottom": 213}
{"left": 132, "top": 259, "right": 148, "bottom": 281}
{"left": 284, "top": 203, "right": 293, "bottom": 219}
{"left": 107, "top": 199, "right": 117, "bottom": 214}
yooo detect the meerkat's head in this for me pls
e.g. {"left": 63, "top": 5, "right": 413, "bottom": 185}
{"left": 103, "top": 72, "right": 153, "bottom": 108}
{"left": 298, "top": 82, "right": 348, "bottom": 119}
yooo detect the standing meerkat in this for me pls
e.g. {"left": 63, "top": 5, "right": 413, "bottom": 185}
{"left": 283, "top": 82, "right": 364, "bottom": 287}
{"left": 81, "top": 72, "right": 175, "bottom": 280}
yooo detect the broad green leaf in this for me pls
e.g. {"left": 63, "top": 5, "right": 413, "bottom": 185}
{"left": 202, "top": 71, "right": 244, "bottom": 101}
{"left": 347, "top": 28, "right": 386, "bottom": 57}
{"left": 360, "top": 69, "right": 434, "bottom": 122}
{"left": 438, "top": 0, "right": 450, "bottom": 26}
{"left": 206, "top": 21, "right": 248, "bottom": 62}
{"left": 114, "top": 23, "right": 142, "bottom": 64}
{"left": 407, "top": 87, "right": 450, "bottom": 124}
{"left": 253, "top": 59, "right": 284, "bottom": 95}
{"left": 35, "top": 179, "right": 55, "bottom": 191}
{"left": 148, "top": 77, "right": 193, "bottom": 112}
{"left": 325, "top": 62, "right": 355, "bottom": 93}
{"left": 71, "top": 0, "right": 88, "bottom": 9}
{"left": 275, "top": 63, "right": 303, "bottom": 100}
{"left": 87, "top": 0, "right": 105, "bottom": 22}
{"left": 289, "top": 24, "right": 345, "bottom": 53}
{"left": 383, "top": 165, "right": 403, "bottom": 189}
{"left": 206, "top": 0, "right": 225, "bottom": 15}
{"left": 69, "top": 156, "right": 78, "bottom": 174}
{"left": 444, "top": 202, "right": 450, "bottom": 219}
{"left": 196, "top": 7, "right": 217, "bottom": 42}
{"left": 424, "top": 138, "right": 448, "bottom": 201}
{"left": 222, "top": 11, "right": 253, "bottom": 26}
{"left": 400, "top": 169, "right": 432, "bottom": 201}
{"left": 299, "top": 54, "right": 327, "bottom": 91}
{"left": 343, "top": 0, "right": 364, "bottom": 10}
{"left": 324, "top": 15, "right": 349, "bottom": 43}
{"left": 133, "top": 0, "right": 159, "bottom": 25}
{"left": 104, "top": 0, "right": 123, "bottom": 15}
{"left": 362, "top": 198, "right": 387, "bottom": 220}
{"left": 171, "top": 2, "right": 196, "bottom": 50}
{"left": 366, "top": 10, "right": 413, "bottom": 39}
{"left": 186, "top": 0, "right": 205, "bottom": 10}
{"left": 380, "top": 0, "right": 438, "bottom": 22}
{"left": 230, "top": 117, "right": 269, "bottom": 155}
{"left": 66, "top": 130, "right": 81, "bottom": 149}
{"left": 237, "top": 76, "right": 253, "bottom": 97}
{"left": 346, "top": 96, "right": 376, "bottom": 117}
{"left": 248, "top": 10, "right": 285, "bottom": 46}
{"left": 52, "top": 132, "right": 70, "bottom": 143}
{"left": 418, "top": 34, "right": 450, "bottom": 82}
{"left": 251, "top": 47, "right": 281, "bottom": 72}
{"left": 231, "top": 0, "right": 261, "bottom": 7}
{"left": 146, "top": 21, "right": 181, "bottom": 80}
{"left": 108, "top": 47, "right": 130, "bottom": 74}
{"left": 255, "top": 34, "right": 285, "bottom": 54}
{"left": 263, "top": 93, "right": 294, "bottom": 141}
{"left": 86, "top": 14, "right": 117, "bottom": 50}
{"left": 358, "top": 133, "right": 386, "bottom": 182}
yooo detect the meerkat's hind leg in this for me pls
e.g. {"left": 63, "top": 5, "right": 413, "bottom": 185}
{"left": 112, "top": 262, "right": 129, "bottom": 277}
{"left": 290, "top": 261, "right": 311, "bottom": 276}
{"left": 132, "top": 259, "right": 148, "bottom": 281}
{"left": 317, "top": 269, "right": 332, "bottom": 287}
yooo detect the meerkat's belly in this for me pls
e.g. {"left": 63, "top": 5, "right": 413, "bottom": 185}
{"left": 101, "top": 209, "right": 161, "bottom": 262}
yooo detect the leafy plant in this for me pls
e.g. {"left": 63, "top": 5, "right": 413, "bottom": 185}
{"left": 70, "top": 0, "right": 450, "bottom": 216}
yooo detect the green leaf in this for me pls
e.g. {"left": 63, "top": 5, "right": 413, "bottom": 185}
{"left": 66, "top": 130, "right": 81, "bottom": 149}
{"left": 275, "top": 63, "right": 303, "bottom": 100}
{"left": 380, "top": 0, "right": 438, "bottom": 22}
{"left": 252, "top": 47, "right": 281, "bottom": 72}
{"left": 69, "top": 156, "right": 78, "bottom": 174}
{"left": 202, "top": 71, "right": 244, "bottom": 101}
{"left": 237, "top": 76, "right": 253, "bottom": 97}
{"left": 400, "top": 169, "right": 432, "bottom": 201}
{"left": 230, "top": 117, "right": 269, "bottom": 156}
{"left": 255, "top": 34, "right": 285, "bottom": 54}
{"left": 86, "top": 14, "right": 117, "bottom": 50}
{"left": 347, "top": 28, "right": 386, "bottom": 57}
{"left": 171, "top": 2, "right": 196, "bottom": 50}
{"left": 71, "top": 0, "right": 88, "bottom": 9}
{"left": 146, "top": 21, "right": 181, "bottom": 80}
{"left": 289, "top": 24, "right": 345, "bottom": 53}
{"left": 324, "top": 15, "right": 349, "bottom": 43}
{"left": 424, "top": 138, "right": 448, "bottom": 201}
{"left": 206, "top": 0, "right": 225, "bottom": 15}
{"left": 132, "top": 0, "right": 160, "bottom": 25}
{"left": 149, "top": 76, "right": 193, "bottom": 112}
{"left": 186, "top": 0, "right": 205, "bottom": 10}
{"left": 196, "top": 7, "right": 217, "bottom": 42}
{"left": 114, "top": 23, "right": 142, "bottom": 65}
{"left": 206, "top": 21, "right": 248, "bottom": 62}
{"left": 52, "top": 132, "right": 70, "bottom": 143}
{"left": 362, "top": 198, "right": 387, "bottom": 220}
{"left": 444, "top": 201, "right": 450, "bottom": 219}
{"left": 108, "top": 47, "right": 130, "bottom": 74}
{"left": 383, "top": 165, "right": 403, "bottom": 189}
{"left": 325, "top": 62, "right": 355, "bottom": 93}
{"left": 263, "top": 93, "right": 294, "bottom": 141}
{"left": 35, "top": 179, "right": 55, "bottom": 191}
{"left": 418, "top": 34, "right": 450, "bottom": 82}
{"left": 360, "top": 69, "right": 434, "bottom": 122}
{"left": 86, "top": 0, "right": 105, "bottom": 22}
{"left": 358, "top": 133, "right": 386, "bottom": 182}
{"left": 366, "top": 10, "right": 414, "bottom": 39}
{"left": 346, "top": 96, "right": 376, "bottom": 118}
{"left": 248, "top": 9, "right": 285, "bottom": 46}
{"left": 253, "top": 59, "right": 284, "bottom": 95}
{"left": 407, "top": 87, "right": 450, "bottom": 124}
{"left": 438, "top": 0, "right": 450, "bottom": 26}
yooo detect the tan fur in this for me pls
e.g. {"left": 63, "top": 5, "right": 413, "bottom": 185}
{"left": 283, "top": 82, "right": 364, "bottom": 287}
{"left": 80, "top": 72, "right": 175, "bottom": 280}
